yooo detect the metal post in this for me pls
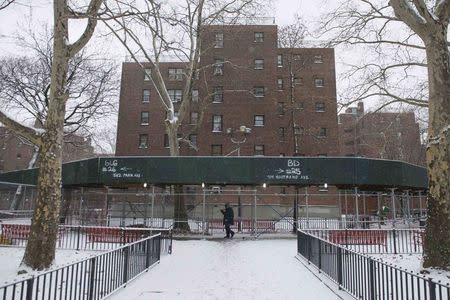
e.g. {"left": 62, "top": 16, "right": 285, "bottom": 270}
{"left": 338, "top": 190, "right": 342, "bottom": 219}
{"left": 238, "top": 186, "right": 242, "bottom": 232}
{"left": 406, "top": 190, "right": 411, "bottom": 226}
{"left": 88, "top": 257, "right": 96, "bottom": 300}
{"left": 293, "top": 186, "right": 298, "bottom": 232}
{"left": 121, "top": 200, "right": 126, "bottom": 227}
{"left": 354, "top": 187, "right": 359, "bottom": 228}
{"left": 151, "top": 186, "right": 155, "bottom": 227}
{"left": 305, "top": 187, "right": 309, "bottom": 229}
{"left": 363, "top": 191, "right": 366, "bottom": 228}
{"left": 377, "top": 192, "right": 381, "bottom": 228}
{"left": 391, "top": 188, "right": 396, "bottom": 228}
{"left": 254, "top": 189, "right": 257, "bottom": 234}
{"left": 344, "top": 190, "right": 348, "bottom": 228}
{"left": 143, "top": 190, "right": 148, "bottom": 227}
{"left": 79, "top": 187, "right": 84, "bottom": 226}
{"left": 337, "top": 247, "right": 343, "bottom": 288}
{"left": 25, "top": 276, "right": 34, "bottom": 300}
{"left": 418, "top": 191, "right": 423, "bottom": 217}
{"left": 202, "top": 188, "right": 206, "bottom": 235}
{"left": 368, "top": 260, "right": 375, "bottom": 300}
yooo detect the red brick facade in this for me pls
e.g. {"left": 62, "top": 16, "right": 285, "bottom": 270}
{"left": 338, "top": 102, "right": 425, "bottom": 166}
{"left": 0, "top": 127, "right": 96, "bottom": 172}
{"left": 116, "top": 25, "right": 339, "bottom": 157}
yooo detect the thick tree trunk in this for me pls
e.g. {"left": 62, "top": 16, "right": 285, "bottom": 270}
{"left": 21, "top": 0, "right": 69, "bottom": 270}
{"left": 422, "top": 28, "right": 450, "bottom": 269}
{"left": 166, "top": 123, "right": 190, "bottom": 232}
{"left": 21, "top": 133, "right": 64, "bottom": 270}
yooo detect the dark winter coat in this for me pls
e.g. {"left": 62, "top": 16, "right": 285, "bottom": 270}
{"left": 221, "top": 207, "right": 234, "bottom": 226}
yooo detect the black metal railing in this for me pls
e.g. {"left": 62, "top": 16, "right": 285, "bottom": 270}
{"left": 0, "top": 233, "right": 166, "bottom": 300}
{"left": 297, "top": 230, "right": 450, "bottom": 300}
{"left": 0, "top": 224, "right": 172, "bottom": 252}
{"left": 304, "top": 228, "right": 424, "bottom": 254}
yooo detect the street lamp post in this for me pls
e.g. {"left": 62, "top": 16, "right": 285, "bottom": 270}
{"left": 227, "top": 125, "right": 251, "bottom": 232}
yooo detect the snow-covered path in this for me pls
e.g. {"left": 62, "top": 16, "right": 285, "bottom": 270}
{"left": 110, "top": 239, "right": 343, "bottom": 300}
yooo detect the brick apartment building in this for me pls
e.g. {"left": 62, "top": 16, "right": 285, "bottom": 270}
{"left": 338, "top": 102, "right": 425, "bottom": 166}
{"left": 0, "top": 126, "right": 96, "bottom": 173}
{"left": 114, "top": 24, "right": 341, "bottom": 218}
{"left": 116, "top": 25, "right": 339, "bottom": 157}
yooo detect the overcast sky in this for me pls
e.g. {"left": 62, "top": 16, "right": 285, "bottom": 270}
{"left": 0, "top": 0, "right": 329, "bottom": 54}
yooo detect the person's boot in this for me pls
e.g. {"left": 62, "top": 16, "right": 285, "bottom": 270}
{"left": 231, "top": 231, "right": 235, "bottom": 238}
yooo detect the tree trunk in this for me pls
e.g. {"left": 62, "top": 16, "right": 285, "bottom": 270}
{"left": 166, "top": 123, "right": 191, "bottom": 232}
{"left": 20, "top": 0, "right": 69, "bottom": 270}
{"left": 422, "top": 28, "right": 450, "bottom": 269}
{"left": 21, "top": 133, "right": 64, "bottom": 270}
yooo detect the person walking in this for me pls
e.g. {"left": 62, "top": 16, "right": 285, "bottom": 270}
{"left": 221, "top": 203, "right": 235, "bottom": 238}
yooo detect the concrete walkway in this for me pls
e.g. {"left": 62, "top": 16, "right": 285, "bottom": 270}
{"left": 109, "top": 239, "right": 349, "bottom": 300}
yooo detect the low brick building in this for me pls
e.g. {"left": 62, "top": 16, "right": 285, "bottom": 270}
{"left": 0, "top": 126, "right": 96, "bottom": 172}
{"left": 338, "top": 102, "right": 425, "bottom": 166}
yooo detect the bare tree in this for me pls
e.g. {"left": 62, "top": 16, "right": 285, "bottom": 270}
{"left": 320, "top": 0, "right": 449, "bottom": 268}
{"left": 318, "top": 0, "right": 429, "bottom": 111}
{"left": 387, "top": 0, "right": 450, "bottom": 269}
{"left": 278, "top": 14, "right": 307, "bottom": 48}
{"left": 103, "top": 0, "right": 269, "bottom": 231}
{"left": 0, "top": 26, "right": 118, "bottom": 210}
{"left": 0, "top": 0, "right": 14, "bottom": 10}
{"left": 0, "top": 0, "right": 104, "bottom": 270}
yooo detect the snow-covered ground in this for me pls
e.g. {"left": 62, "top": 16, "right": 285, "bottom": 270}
{"left": 0, "top": 248, "right": 98, "bottom": 286}
{"left": 109, "top": 239, "right": 347, "bottom": 300}
{"left": 370, "top": 253, "right": 450, "bottom": 285}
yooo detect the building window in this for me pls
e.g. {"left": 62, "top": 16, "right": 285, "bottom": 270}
{"left": 214, "top": 58, "right": 224, "bottom": 76}
{"left": 254, "top": 145, "right": 265, "bottom": 156}
{"left": 141, "top": 111, "right": 149, "bottom": 125}
{"left": 318, "top": 127, "right": 327, "bottom": 137}
{"left": 278, "top": 127, "right": 286, "bottom": 142}
{"left": 212, "top": 115, "right": 223, "bottom": 132}
{"left": 294, "top": 77, "right": 303, "bottom": 85}
{"left": 277, "top": 102, "right": 285, "bottom": 115}
{"left": 345, "top": 141, "right": 355, "bottom": 146}
{"left": 315, "top": 102, "right": 326, "bottom": 112}
{"left": 212, "top": 86, "right": 224, "bottom": 103}
{"left": 294, "top": 125, "right": 304, "bottom": 135}
{"left": 277, "top": 54, "right": 283, "bottom": 67}
{"left": 314, "top": 78, "right": 325, "bottom": 87}
{"left": 168, "top": 89, "right": 182, "bottom": 102}
{"left": 139, "top": 134, "right": 148, "bottom": 148}
{"left": 168, "top": 68, "right": 183, "bottom": 81}
{"left": 144, "top": 68, "right": 151, "bottom": 81}
{"left": 254, "top": 86, "right": 265, "bottom": 97}
{"left": 142, "top": 89, "right": 150, "bottom": 103}
{"left": 16, "top": 153, "right": 21, "bottom": 159}
{"left": 254, "top": 59, "right": 264, "bottom": 70}
{"left": 190, "top": 112, "right": 199, "bottom": 125}
{"left": 211, "top": 144, "right": 222, "bottom": 156}
{"left": 314, "top": 55, "right": 323, "bottom": 63}
{"left": 254, "top": 32, "right": 264, "bottom": 42}
{"left": 192, "top": 89, "right": 199, "bottom": 102}
{"left": 254, "top": 115, "right": 265, "bottom": 126}
{"left": 277, "top": 78, "right": 283, "bottom": 90}
{"left": 215, "top": 33, "right": 224, "bottom": 48}
{"left": 296, "top": 101, "right": 304, "bottom": 110}
{"left": 189, "top": 134, "right": 197, "bottom": 147}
